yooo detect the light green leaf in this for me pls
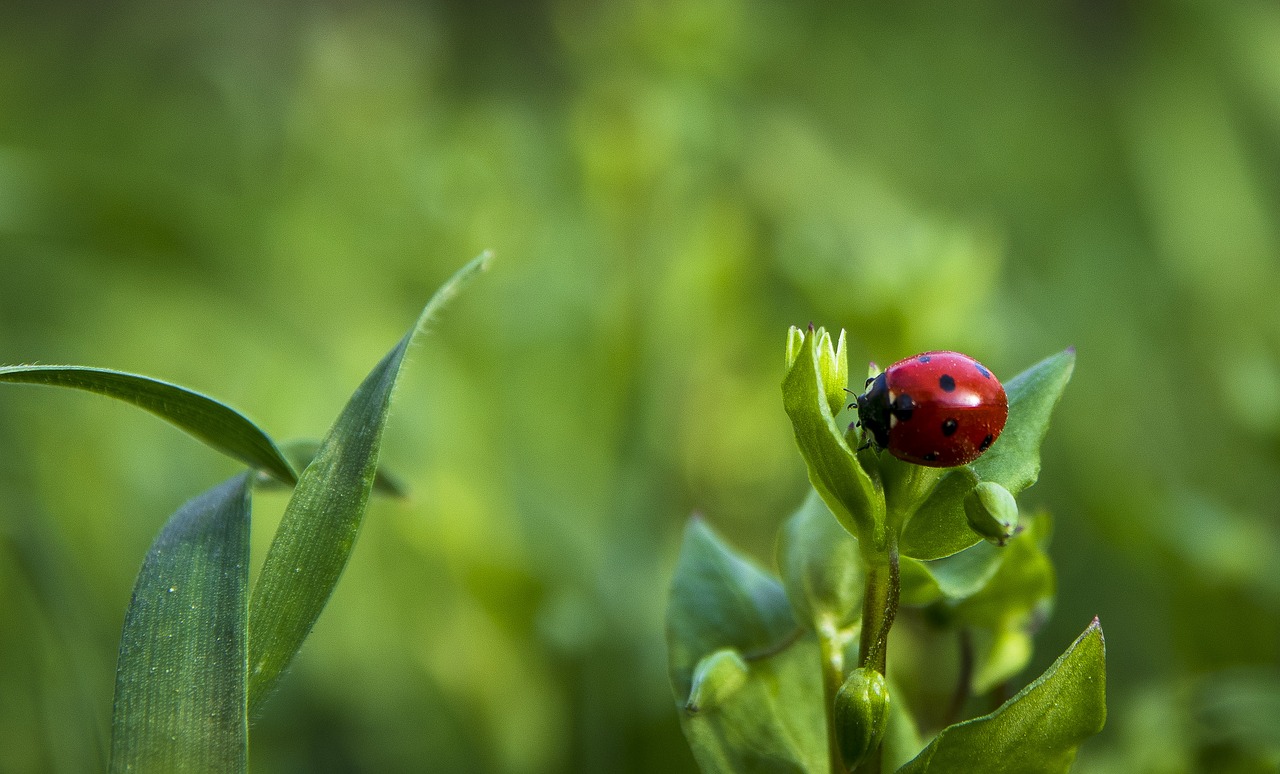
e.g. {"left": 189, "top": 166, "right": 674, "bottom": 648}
{"left": 899, "top": 540, "right": 1007, "bottom": 608}
{"left": 246, "top": 254, "right": 488, "bottom": 714}
{"left": 0, "top": 365, "right": 296, "bottom": 485}
{"left": 897, "top": 619, "right": 1106, "bottom": 774}
{"left": 952, "top": 512, "right": 1056, "bottom": 692}
{"left": 783, "top": 326, "right": 885, "bottom": 545}
{"left": 679, "top": 636, "right": 827, "bottom": 774}
{"left": 109, "top": 474, "right": 252, "bottom": 774}
{"left": 899, "top": 350, "right": 1074, "bottom": 560}
{"left": 667, "top": 517, "right": 797, "bottom": 700}
{"left": 777, "top": 490, "right": 863, "bottom": 630}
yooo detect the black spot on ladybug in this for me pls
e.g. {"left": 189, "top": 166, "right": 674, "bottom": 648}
{"left": 975, "top": 364, "right": 991, "bottom": 379}
{"left": 939, "top": 374, "right": 956, "bottom": 392}
{"left": 979, "top": 434, "right": 994, "bottom": 451}
{"left": 941, "top": 418, "right": 958, "bottom": 436}
{"left": 892, "top": 393, "right": 915, "bottom": 421}
{"left": 923, "top": 451, "right": 939, "bottom": 462}
{"left": 918, "top": 355, "right": 932, "bottom": 363}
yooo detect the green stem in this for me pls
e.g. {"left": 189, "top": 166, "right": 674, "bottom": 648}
{"left": 818, "top": 621, "right": 848, "bottom": 774}
{"left": 854, "top": 539, "right": 900, "bottom": 774}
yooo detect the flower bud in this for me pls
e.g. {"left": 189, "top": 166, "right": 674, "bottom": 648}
{"left": 685, "top": 648, "right": 749, "bottom": 713}
{"left": 964, "top": 481, "right": 1019, "bottom": 546}
{"left": 835, "top": 667, "right": 890, "bottom": 769}
{"left": 785, "top": 326, "right": 806, "bottom": 370}
{"left": 816, "top": 328, "right": 850, "bottom": 418}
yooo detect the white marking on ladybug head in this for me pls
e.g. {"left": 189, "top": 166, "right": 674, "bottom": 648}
{"left": 889, "top": 415, "right": 898, "bottom": 429}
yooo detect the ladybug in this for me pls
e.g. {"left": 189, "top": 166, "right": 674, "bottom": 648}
{"left": 854, "top": 351, "right": 1008, "bottom": 468}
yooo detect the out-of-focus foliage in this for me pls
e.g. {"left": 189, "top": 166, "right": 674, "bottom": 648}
{"left": 0, "top": 0, "right": 1277, "bottom": 771}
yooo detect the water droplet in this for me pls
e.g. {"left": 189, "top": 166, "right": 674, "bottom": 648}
{"left": 167, "top": 587, "right": 176, "bottom": 593}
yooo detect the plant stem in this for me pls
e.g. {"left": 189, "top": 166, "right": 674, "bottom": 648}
{"left": 818, "top": 620, "right": 848, "bottom": 774}
{"left": 945, "top": 628, "right": 974, "bottom": 727}
{"left": 854, "top": 539, "right": 900, "bottom": 774}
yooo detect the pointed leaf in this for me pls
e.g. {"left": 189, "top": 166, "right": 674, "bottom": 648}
{"left": 667, "top": 518, "right": 797, "bottom": 700}
{"left": 247, "top": 254, "right": 488, "bottom": 713}
{"left": 109, "top": 474, "right": 252, "bottom": 774}
{"left": 900, "top": 350, "right": 1074, "bottom": 560}
{"left": 783, "top": 327, "right": 884, "bottom": 544}
{"left": 777, "top": 490, "right": 863, "bottom": 630}
{"left": 0, "top": 366, "right": 296, "bottom": 484}
{"left": 679, "top": 637, "right": 827, "bottom": 774}
{"left": 897, "top": 619, "right": 1106, "bottom": 774}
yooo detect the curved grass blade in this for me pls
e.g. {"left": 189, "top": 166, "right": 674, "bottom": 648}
{"left": 247, "top": 253, "right": 489, "bottom": 713}
{"left": 0, "top": 366, "right": 296, "bottom": 485}
{"left": 109, "top": 474, "right": 252, "bottom": 774}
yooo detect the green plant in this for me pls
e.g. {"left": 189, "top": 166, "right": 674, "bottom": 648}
{"left": 0, "top": 255, "right": 488, "bottom": 772}
{"left": 666, "top": 325, "right": 1104, "bottom": 773}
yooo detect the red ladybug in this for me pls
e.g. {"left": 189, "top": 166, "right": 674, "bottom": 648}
{"left": 854, "top": 351, "right": 1008, "bottom": 468}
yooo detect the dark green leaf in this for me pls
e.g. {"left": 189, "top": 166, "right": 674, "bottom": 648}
{"left": 0, "top": 366, "right": 296, "bottom": 485}
{"left": 899, "top": 350, "right": 1074, "bottom": 560}
{"left": 971, "top": 349, "right": 1075, "bottom": 494}
{"left": 777, "top": 490, "right": 863, "bottom": 630}
{"left": 897, "top": 619, "right": 1106, "bottom": 774}
{"left": 783, "top": 327, "right": 885, "bottom": 544}
{"left": 667, "top": 517, "right": 797, "bottom": 700}
{"left": 109, "top": 474, "right": 252, "bottom": 774}
{"left": 679, "top": 637, "right": 827, "bottom": 774}
{"left": 246, "top": 254, "right": 488, "bottom": 714}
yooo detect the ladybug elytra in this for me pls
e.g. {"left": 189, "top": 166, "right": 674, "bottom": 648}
{"left": 854, "top": 351, "right": 1008, "bottom": 468}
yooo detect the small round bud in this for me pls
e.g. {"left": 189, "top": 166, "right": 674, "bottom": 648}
{"left": 835, "top": 667, "right": 890, "bottom": 769}
{"left": 964, "top": 481, "right": 1019, "bottom": 546}
{"left": 685, "top": 649, "right": 749, "bottom": 713}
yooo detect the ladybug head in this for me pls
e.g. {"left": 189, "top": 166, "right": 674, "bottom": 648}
{"left": 856, "top": 372, "right": 892, "bottom": 450}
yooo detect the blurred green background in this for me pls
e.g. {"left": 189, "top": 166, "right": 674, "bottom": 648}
{"left": 1, "top": 0, "right": 1278, "bottom": 771}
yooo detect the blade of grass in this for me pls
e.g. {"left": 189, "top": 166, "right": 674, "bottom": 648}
{"left": 109, "top": 474, "right": 252, "bottom": 774}
{"left": 0, "top": 366, "right": 296, "bottom": 485}
{"left": 247, "top": 253, "right": 489, "bottom": 713}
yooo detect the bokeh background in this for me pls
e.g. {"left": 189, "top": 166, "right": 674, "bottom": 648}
{"left": 1, "top": 0, "right": 1279, "bottom": 771}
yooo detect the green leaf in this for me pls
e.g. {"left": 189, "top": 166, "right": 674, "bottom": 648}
{"left": 899, "top": 540, "right": 1007, "bottom": 608}
{"left": 899, "top": 350, "right": 1074, "bottom": 560}
{"left": 897, "top": 619, "right": 1106, "bottom": 774}
{"left": 667, "top": 517, "right": 797, "bottom": 700}
{"left": 783, "top": 326, "right": 885, "bottom": 545}
{"left": 255, "top": 439, "right": 408, "bottom": 497}
{"left": 246, "top": 254, "right": 488, "bottom": 714}
{"left": 777, "top": 490, "right": 863, "bottom": 630}
{"left": 679, "top": 636, "right": 827, "bottom": 774}
{"left": 951, "top": 512, "right": 1056, "bottom": 692}
{"left": 109, "top": 474, "right": 252, "bottom": 774}
{"left": 0, "top": 365, "right": 296, "bottom": 485}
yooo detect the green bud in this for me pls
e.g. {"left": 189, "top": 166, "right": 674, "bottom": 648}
{"left": 685, "top": 648, "right": 749, "bottom": 713}
{"left": 835, "top": 667, "right": 890, "bottom": 770}
{"left": 785, "top": 325, "right": 806, "bottom": 370}
{"left": 964, "top": 481, "right": 1019, "bottom": 546}
{"left": 816, "top": 328, "right": 850, "bottom": 418}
